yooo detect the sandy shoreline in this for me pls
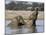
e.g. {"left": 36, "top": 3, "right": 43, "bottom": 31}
{"left": 5, "top": 10, "right": 44, "bottom": 20}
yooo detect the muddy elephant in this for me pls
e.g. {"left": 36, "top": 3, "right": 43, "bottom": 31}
{"left": 16, "top": 16, "right": 25, "bottom": 26}
{"left": 29, "top": 8, "right": 38, "bottom": 26}
{"left": 8, "top": 16, "right": 25, "bottom": 29}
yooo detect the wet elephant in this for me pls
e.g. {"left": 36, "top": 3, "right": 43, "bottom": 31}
{"left": 8, "top": 16, "right": 25, "bottom": 29}
{"left": 29, "top": 8, "right": 38, "bottom": 26}
{"left": 16, "top": 16, "right": 25, "bottom": 26}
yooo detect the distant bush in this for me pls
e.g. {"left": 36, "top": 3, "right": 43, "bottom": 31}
{"left": 5, "top": 1, "right": 44, "bottom": 11}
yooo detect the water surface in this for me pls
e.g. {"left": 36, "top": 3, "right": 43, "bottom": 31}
{"left": 5, "top": 20, "right": 44, "bottom": 35}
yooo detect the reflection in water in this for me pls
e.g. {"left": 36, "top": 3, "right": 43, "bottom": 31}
{"left": 6, "top": 25, "right": 36, "bottom": 34}
{"left": 5, "top": 20, "right": 44, "bottom": 35}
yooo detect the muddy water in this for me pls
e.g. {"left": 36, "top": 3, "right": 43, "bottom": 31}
{"left": 5, "top": 20, "right": 44, "bottom": 35}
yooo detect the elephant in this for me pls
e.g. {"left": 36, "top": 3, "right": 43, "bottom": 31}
{"left": 29, "top": 8, "right": 38, "bottom": 26}
{"left": 7, "top": 16, "right": 25, "bottom": 29}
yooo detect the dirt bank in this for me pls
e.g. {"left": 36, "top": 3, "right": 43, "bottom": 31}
{"left": 5, "top": 10, "right": 44, "bottom": 20}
